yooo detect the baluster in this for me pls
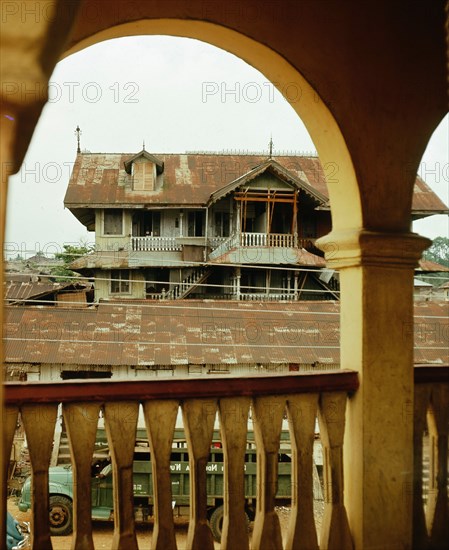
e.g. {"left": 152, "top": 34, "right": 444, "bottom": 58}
{"left": 251, "top": 396, "right": 286, "bottom": 550}
{"left": 285, "top": 394, "right": 319, "bottom": 550}
{"left": 413, "top": 384, "right": 430, "bottom": 549}
{"left": 21, "top": 404, "right": 58, "bottom": 550}
{"left": 182, "top": 398, "right": 217, "bottom": 550}
{"left": 219, "top": 397, "right": 251, "bottom": 550}
{"left": 318, "top": 392, "right": 352, "bottom": 550}
{"left": 63, "top": 403, "right": 101, "bottom": 550}
{"left": 426, "top": 384, "right": 449, "bottom": 549}
{"left": 143, "top": 400, "right": 179, "bottom": 550}
{"left": 104, "top": 401, "right": 139, "bottom": 550}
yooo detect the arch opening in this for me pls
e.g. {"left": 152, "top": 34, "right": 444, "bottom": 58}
{"left": 61, "top": 18, "right": 362, "bottom": 233}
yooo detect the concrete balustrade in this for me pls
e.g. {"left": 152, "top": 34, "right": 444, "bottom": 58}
{"left": 4, "top": 372, "right": 359, "bottom": 549}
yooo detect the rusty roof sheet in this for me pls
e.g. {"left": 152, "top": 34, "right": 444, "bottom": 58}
{"left": 4, "top": 281, "right": 72, "bottom": 302}
{"left": 64, "top": 153, "right": 449, "bottom": 214}
{"left": 3, "top": 300, "right": 448, "bottom": 367}
{"left": 417, "top": 259, "right": 449, "bottom": 272}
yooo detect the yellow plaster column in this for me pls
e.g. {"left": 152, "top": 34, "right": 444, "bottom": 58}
{"left": 0, "top": 106, "right": 17, "bottom": 549}
{"left": 317, "top": 229, "right": 430, "bottom": 550}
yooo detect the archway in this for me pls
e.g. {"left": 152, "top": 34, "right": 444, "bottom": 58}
{"left": 59, "top": 19, "right": 365, "bottom": 233}
{"left": 2, "top": 6, "right": 447, "bottom": 550}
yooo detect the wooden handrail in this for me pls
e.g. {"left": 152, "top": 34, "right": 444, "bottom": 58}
{"left": 414, "top": 365, "right": 449, "bottom": 384}
{"left": 4, "top": 370, "right": 359, "bottom": 405}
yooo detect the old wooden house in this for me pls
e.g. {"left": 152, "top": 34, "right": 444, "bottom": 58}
{"left": 64, "top": 150, "right": 448, "bottom": 302}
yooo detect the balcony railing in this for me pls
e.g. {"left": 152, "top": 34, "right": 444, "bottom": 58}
{"left": 240, "top": 233, "right": 297, "bottom": 248}
{"left": 5, "top": 371, "right": 358, "bottom": 550}
{"left": 240, "top": 292, "right": 298, "bottom": 301}
{"left": 5, "top": 367, "right": 448, "bottom": 549}
{"left": 413, "top": 365, "right": 449, "bottom": 549}
{"left": 209, "top": 233, "right": 317, "bottom": 261}
{"left": 131, "top": 236, "right": 182, "bottom": 252}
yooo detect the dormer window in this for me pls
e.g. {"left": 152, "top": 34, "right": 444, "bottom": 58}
{"left": 124, "top": 150, "right": 164, "bottom": 192}
{"left": 132, "top": 159, "right": 156, "bottom": 191}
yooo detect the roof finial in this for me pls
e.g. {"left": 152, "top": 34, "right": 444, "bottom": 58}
{"left": 268, "top": 135, "right": 273, "bottom": 158}
{"left": 142, "top": 140, "right": 146, "bottom": 151}
{"left": 75, "top": 125, "right": 82, "bottom": 153}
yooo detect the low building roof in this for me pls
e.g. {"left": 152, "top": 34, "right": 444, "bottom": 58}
{"left": 417, "top": 259, "right": 449, "bottom": 272}
{"left": 4, "top": 280, "right": 87, "bottom": 304}
{"left": 4, "top": 300, "right": 448, "bottom": 367}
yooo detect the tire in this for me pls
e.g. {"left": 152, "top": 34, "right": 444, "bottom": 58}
{"left": 49, "top": 495, "right": 73, "bottom": 536}
{"left": 209, "top": 505, "right": 250, "bottom": 543}
{"left": 209, "top": 505, "right": 224, "bottom": 542}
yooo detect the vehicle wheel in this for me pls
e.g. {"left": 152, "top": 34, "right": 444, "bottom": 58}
{"left": 209, "top": 505, "right": 224, "bottom": 542}
{"left": 209, "top": 505, "right": 250, "bottom": 543}
{"left": 49, "top": 495, "right": 73, "bottom": 536}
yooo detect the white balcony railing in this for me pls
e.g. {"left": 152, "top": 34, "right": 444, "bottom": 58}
{"left": 240, "top": 233, "right": 298, "bottom": 248}
{"left": 131, "top": 236, "right": 182, "bottom": 252}
{"left": 240, "top": 292, "right": 297, "bottom": 301}
{"left": 210, "top": 233, "right": 302, "bottom": 260}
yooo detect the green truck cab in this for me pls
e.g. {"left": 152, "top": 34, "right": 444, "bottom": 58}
{"left": 19, "top": 445, "right": 293, "bottom": 542}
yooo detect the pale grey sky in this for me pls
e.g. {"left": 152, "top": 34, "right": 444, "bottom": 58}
{"left": 4, "top": 36, "right": 448, "bottom": 259}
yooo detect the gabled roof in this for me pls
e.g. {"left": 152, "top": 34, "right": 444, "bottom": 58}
{"left": 123, "top": 149, "right": 164, "bottom": 174}
{"left": 207, "top": 158, "right": 327, "bottom": 205}
{"left": 64, "top": 152, "right": 449, "bottom": 219}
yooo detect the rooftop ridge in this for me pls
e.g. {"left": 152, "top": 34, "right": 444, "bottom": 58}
{"left": 185, "top": 150, "right": 319, "bottom": 156}
{"left": 78, "top": 150, "right": 319, "bottom": 157}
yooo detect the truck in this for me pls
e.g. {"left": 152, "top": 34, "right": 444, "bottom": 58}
{"left": 18, "top": 440, "right": 295, "bottom": 542}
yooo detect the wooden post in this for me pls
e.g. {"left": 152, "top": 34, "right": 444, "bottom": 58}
{"left": 104, "top": 401, "right": 139, "bottom": 550}
{"left": 251, "top": 395, "right": 286, "bottom": 550}
{"left": 219, "top": 397, "right": 251, "bottom": 550}
{"left": 143, "top": 400, "right": 179, "bottom": 550}
{"left": 64, "top": 402, "right": 101, "bottom": 550}
{"left": 182, "top": 399, "right": 217, "bottom": 550}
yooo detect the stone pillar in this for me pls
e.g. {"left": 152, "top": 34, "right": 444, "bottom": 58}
{"left": 317, "top": 229, "right": 430, "bottom": 550}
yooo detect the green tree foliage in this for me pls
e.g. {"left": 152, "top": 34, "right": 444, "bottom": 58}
{"left": 423, "top": 236, "right": 449, "bottom": 268}
{"left": 50, "top": 243, "right": 93, "bottom": 281}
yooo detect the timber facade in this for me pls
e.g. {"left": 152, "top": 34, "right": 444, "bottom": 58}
{"left": 65, "top": 150, "right": 447, "bottom": 302}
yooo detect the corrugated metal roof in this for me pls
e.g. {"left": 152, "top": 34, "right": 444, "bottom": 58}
{"left": 417, "top": 259, "right": 449, "bottom": 272}
{"left": 64, "top": 153, "right": 449, "bottom": 214}
{"left": 3, "top": 300, "right": 448, "bottom": 367}
{"left": 5, "top": 281, "right": 70, "bottom": 302}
